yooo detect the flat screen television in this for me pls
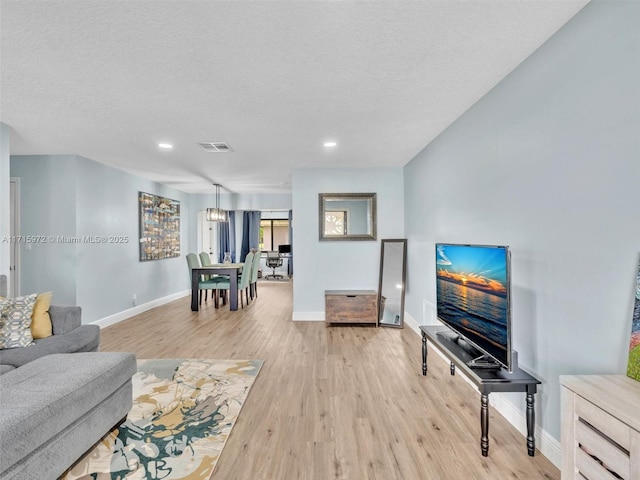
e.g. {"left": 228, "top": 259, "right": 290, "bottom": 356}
{"left": 278, "top": 244, "right": 291, "bottom": 254}
{"left": 435, "top": 243, "right": 513, "bottom": 371}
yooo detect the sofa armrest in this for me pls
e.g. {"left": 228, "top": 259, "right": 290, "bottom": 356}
{"left": 49, "top": 305, "right": 83, "bottom": 335}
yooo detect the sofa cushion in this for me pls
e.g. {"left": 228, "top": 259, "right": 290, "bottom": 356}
{"left": 49, "top": 305, "right": 82, "bottom": 335}
{"left": 0, "top": 324, "right": 100, "bottom": 368}
{"left": 0, "top": 352, "right": 137, "bottom": 474}
{"left": 0, "top": 294, "right": 37, "bottom": 349}
{"left": 30, "top": 292, "right": 53, "bottom": 339}
{"left": 0, "top": 364, "right": 15, "bottom": 375}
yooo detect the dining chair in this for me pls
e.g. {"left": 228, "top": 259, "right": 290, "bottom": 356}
{"left": 198, "top": 252, "right": 212, "bottom": 282}
{"left": 213, "top": 251, "right": 254, "bottom": 308}
{"left": 198, "top": 251, "right": 216, "bottom": 280}
{"left": 249, "top": 249, "right": 261, "bottom": 299}
{"left": 199, "top": 251, "right": 230, "bottom": 308}
{"left": 185, "top": 253, "right": 220, "bottom": 306}
{"left": 199, "top": 251, "right": 212, "bottom": 267}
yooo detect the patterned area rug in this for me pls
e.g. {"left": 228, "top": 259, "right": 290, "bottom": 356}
{"left": 62, "top": 358, "right": 263, "bottom": 480}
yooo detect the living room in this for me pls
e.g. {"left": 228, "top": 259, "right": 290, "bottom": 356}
{"left": 1, "top": 1, "right": 639, "bottom": 479}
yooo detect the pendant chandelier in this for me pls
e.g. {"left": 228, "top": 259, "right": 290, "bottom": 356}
{"left": 206, "top": 183, "right": 228, "bottom": 222}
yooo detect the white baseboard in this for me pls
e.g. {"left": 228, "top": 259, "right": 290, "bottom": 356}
{"left": 292, "top": 311, "right": 325, "bottom": 321}
{"left": 404, "top": 312, "right": 561, "bottom": 468}
{"left": 92, "top": 290, "right": 190, "bottom": 329}
{"left": 404, "top": 312, "right": 421, "bottom": 336}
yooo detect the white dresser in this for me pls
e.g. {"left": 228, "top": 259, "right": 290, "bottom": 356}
{"left": 560, "top": 375, "right": 640, "bottom": 480}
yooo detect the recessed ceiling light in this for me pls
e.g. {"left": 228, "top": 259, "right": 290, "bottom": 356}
{"left": 158, "top": 143, "right": 173, "bottom": 149}
{"left": 324, "top": 141, "right": 337, "bottom": 147}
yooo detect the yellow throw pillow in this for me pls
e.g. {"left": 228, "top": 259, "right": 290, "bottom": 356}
{"left": 31, "top": 291, "right": 53, "bottom": 339}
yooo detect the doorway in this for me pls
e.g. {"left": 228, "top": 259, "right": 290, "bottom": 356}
{"left": 9, "top": 178, "right": 19, "bottom": 296}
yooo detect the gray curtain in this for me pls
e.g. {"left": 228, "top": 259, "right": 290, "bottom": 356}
{"left": 241, "top": 211, "right": 261, "bottom": 262}
{"left": 229, "top": 211, "right": 236, "bottom": 263}
{"left": 218, "top": 221, "right": 230, "bottom": 263}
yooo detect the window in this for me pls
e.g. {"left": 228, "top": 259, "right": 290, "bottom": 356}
{"left": 324, "top": 210, "right": 347, "bottom": 235}
{"left": 260, "top": 219, "right": 289, "bottom": 251}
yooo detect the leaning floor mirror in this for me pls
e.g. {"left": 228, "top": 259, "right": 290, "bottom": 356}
{"left": 377, "top": 239, "right": 407, "bottom": 328}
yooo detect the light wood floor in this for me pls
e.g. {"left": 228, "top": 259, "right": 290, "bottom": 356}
{"left": 100, "top": 281, "right": 560, "bottom": 480}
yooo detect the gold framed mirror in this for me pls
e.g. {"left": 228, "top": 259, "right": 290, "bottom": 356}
{"left": 318, "top": 193, "right": 377, "bottom": 241}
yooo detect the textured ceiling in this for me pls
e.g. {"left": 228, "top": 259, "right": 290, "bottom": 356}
{"left": 0, "top": 0, "right": 589, "bottom": 194}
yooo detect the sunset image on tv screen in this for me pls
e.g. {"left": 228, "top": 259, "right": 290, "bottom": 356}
{"left": 436, "top": 244, "right": 507, "bottom": 297}
{"left": 436, "top": 244, "right": 509, "bottom": 365}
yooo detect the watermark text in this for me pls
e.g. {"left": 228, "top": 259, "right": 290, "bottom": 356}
{"left": 1, "top": 235, "right": 129, "bottom": 244}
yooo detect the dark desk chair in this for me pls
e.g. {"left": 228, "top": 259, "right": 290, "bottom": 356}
{"left": 265, "top": 252, "right": 284, "bottom": 280}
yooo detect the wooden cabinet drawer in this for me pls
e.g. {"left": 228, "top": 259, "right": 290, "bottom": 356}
{"left": 575, "top": 396, "right": 630, "bottom": 451}
{"left": 325, "top": 290, "right": 377, "bottom": 325}
{"left": 560, "top": 375, "right": 640, "bottom": 480}
{"left": 575, "top": 419, "right": 629, "bottom": 479}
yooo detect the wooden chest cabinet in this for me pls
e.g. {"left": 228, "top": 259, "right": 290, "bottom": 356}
{"left": 325, "top": 290, "right": 377, "bottom": 325}
{"left": 560, "top": 375, "right": 640, "bottom": 480}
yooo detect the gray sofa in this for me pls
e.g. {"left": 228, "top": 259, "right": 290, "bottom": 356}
{"left": 0, "top": 305, "right": 100, "bottom": 373}
{"left": 0, "top": 351, "right": 137, "bottom": 479}
{"left": 0, "top": 277, "right": 136, "bottom": 479}
{"left": 0, "top": 275, "right": 96, "bottom": 373}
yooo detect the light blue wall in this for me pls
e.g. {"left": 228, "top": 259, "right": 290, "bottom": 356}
{"left": 403, "top": 0, "right": 640, "bottom": 442}
{"left": 10, "top": 155, "right": 78, "bottom": 305}
{"left": 10, "top": 154, "right": 192, "bottom": 322}
{"left": 0, "top": 124, "right": 10, "bottom": 277}
{"left": 229, "top": 193, "right": 291, "bottom": 211}
{"left": 292, "top": 167, "right": 404, "bottom": 317}
{"left": 189, "top": 192, "right": 291, "bottom": 215}
{"left": 75, "top": 156, "right": 190, "bottom": 321}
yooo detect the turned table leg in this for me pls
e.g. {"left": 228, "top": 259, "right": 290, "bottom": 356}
{"left": 481, "top": 393, "right": 490, "bottom": 457}
{"left": 526, "top": 392, "right": 536, "bottom": 456}
{"left": 422, "top": 332, "right": 428, "bottom": 375}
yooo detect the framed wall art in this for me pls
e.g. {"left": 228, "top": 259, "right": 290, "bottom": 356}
{"left": 138, "top": 192, "right": 181, "bottom": 261}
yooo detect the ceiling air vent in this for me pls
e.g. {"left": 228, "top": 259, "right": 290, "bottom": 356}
{"left": 198, "top": 142, "right": 233, "bottom": 152}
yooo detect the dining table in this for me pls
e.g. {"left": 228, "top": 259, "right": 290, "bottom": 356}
{"left": 191, "top": 263, "right": 244, "bottom": 312}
